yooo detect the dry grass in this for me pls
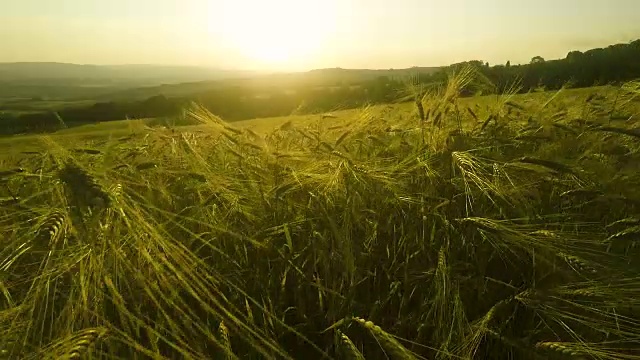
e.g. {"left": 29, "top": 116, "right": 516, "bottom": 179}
{"left": 0, "top": 70, "right": 639, "bottom": 359}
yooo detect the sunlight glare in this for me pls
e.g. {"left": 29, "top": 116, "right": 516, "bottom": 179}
{"left": 207, "top": 0, "right": 337, "bottom": 69}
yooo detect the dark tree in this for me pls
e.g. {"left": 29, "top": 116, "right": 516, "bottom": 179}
{"left": 531, "top": 56, "right": 545, "bottom": 64}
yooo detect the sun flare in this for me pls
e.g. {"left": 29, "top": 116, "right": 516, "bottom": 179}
{"left": 207, "top": 0, "right": 337, "bottom": 68}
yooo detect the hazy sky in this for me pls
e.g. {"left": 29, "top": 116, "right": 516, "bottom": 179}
{"left": 1, "top": 0, "right": 639, "bottom": 71}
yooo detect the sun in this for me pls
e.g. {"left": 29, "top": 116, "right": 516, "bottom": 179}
{"left": 206, "top": 0, "right": 336, "bottom": 68}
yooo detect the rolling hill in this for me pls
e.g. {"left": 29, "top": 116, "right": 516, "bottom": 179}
{"left": 0, "top": 62, "right": 256, "bottom": 85}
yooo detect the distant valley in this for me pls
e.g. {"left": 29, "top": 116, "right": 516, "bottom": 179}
{"left": 0, "top": 62, "right": 440, "bottom": 101}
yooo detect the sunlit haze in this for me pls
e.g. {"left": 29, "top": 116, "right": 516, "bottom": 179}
{"left": 2, "top": 0, "right": 639, "bottom": 71}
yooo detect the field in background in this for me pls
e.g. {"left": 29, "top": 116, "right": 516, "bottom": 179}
{"left": 1, "top": 75, "right": 640, "bottom": 359}
{"left": 0, "top": 85, "right": 619, "bottom": 152}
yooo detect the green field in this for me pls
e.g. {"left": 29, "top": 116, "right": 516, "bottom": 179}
{"left": 0, "top": 85, "right": 621, "bottom": 151}
{"left": 1, "top": 77, "right": 640, "bottom": 359}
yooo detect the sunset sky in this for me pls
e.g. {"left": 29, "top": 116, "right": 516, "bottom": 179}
{"left": 2, "top": 0, "right": 639, "bottom": 71}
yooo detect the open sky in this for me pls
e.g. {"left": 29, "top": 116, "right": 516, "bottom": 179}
{"left": 1, "top": 0, "right": 639, "bottom": 71}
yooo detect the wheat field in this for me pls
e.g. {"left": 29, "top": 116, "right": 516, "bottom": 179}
{"left": 1, "top": 70, "right": 640, "bottom": 359}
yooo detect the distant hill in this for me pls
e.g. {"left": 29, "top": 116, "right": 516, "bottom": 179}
{"left": 5, "top": 38, "right": 640, "bottom": 136}
{"left": 0, "top": 62, "right": 440, "bottom": 101}
{"left": 96, "top": 66, "right": 442, "bottom": 102}
{"left": 306, "top": 66, "right": 441, "bottom": 79}
{"left": 0, "top": 62, "right": 258, "bottom": 86}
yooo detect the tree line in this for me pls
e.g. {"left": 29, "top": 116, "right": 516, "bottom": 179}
{"left": 2, "top": 39, "right": 639, "bottom": 135}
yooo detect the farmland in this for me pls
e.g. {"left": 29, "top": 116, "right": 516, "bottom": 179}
{"left": 3, "top": 39, "right": 640, "bottom": 137}
{"left": 1, "top": 69, "right": 640, "bottom": 359}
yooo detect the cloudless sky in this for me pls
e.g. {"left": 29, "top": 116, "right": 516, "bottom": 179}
{"left": 1, "top": 0, "right": 639, "bottom": 71}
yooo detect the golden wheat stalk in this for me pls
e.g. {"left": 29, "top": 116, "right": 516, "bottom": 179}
{"left": 58, "top": 160, "right": 110, "bottom": 209}
{"left": 561, "top": 253, "right": 597, "bottom": 274}
{"left": 336, "top": 330, "right": 365, "bottom": 360}
{"left": 353, "top": 317, "right": 417, "bottom": 360}
{"left": 218, "top": 321, "right": 233, "bottom": 360}
{"left": 535, "top": 341, "right": 584, "bottom": 357}
{"left": 38, "top": 328, "right": 107, "bottom": 360}
{"left": 35, "top": 211, "right": 67, "bottom": 248}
